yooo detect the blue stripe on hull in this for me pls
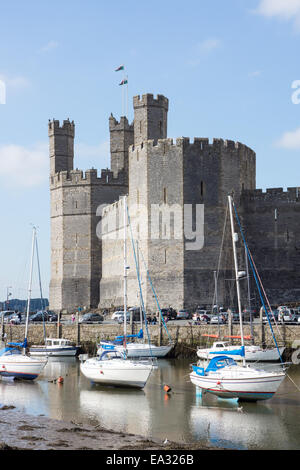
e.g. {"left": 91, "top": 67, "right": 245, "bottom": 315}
{"left": 0, "top": 371, "right": 38, "bottom": 380}
{"left": 206, "top": 388, "right": 274, "bottom": 401}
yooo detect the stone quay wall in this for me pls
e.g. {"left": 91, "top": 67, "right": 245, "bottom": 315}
{"left": 2, "top": 322, "right": 300, "bottom": 359}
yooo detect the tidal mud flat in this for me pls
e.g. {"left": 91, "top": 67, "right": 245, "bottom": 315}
{"left": 0, "top": 406, "right": 216, "bottom": 451}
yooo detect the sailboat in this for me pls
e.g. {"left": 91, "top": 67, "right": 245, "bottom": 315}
{"left": 0, "top": 227, "right": 48, "bottom": 380}
{"left": 80, "top": 196, "right": 153, "bottom": 388}
{"left": 196, "top": 205, "right": 285, "bottom": 363}
{"left": 97, "top": 207, "right": 174, "bottom": 359}
{"left": 28, "top": 232, "right": 79, "bottom": 358}
{"left": 190, "top": 195, "right": 287, "bottom": 401}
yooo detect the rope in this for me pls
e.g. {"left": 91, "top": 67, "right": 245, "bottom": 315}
{"left": 137, "top": 244, "right": 172, "bottom": 343}
{"left": 126, "top": 204, "right": 154, "bottom": 357}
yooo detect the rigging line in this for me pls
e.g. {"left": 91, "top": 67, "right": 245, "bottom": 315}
{"left": 247, "top": 247, "right": 284, "bottom": 341}
{"left": 125, "top": 204, "right": 153, "bottom": 356}
{"left": 135, "top": 242, "right": 172, "bottom": 343}
{"left": 232, "top": 201, "right": 284, "bottom": 364}
{"left": 212, "top": 204, "right": 229, "bottom": 311}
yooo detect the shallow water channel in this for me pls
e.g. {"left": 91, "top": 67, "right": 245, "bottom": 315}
{"left": 0, "top": 357, "right": 299, "bottom": 450}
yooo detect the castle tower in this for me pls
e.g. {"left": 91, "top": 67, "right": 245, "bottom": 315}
{"left": 109, "top": 114, "right": 134, "bottom": 178}
{"left": 133, "top": 94, "right": 169, "bottom": 146}
{"left": 48, "top": 119, "right": 75, "bottom": 175}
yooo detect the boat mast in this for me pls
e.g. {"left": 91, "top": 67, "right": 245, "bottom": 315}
{"left": 35, "top": 232, "right": 46, "bottom": 343}
{"left": 228, "top": 195, "right": 246, "bottom": 367}
{"left": 123, "top": 196, "right": 128, "bottom": 350}
{"left": 245, "top": 245, "right": 254, "bottom": 344}
{"left": 24, "top": 226, "right": 36, "bottom": 354}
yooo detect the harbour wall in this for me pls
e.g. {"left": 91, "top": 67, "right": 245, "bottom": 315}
{"left": 2, "top": 322, "right": 300, "bottom": 359}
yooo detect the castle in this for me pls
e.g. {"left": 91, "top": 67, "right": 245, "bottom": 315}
{"left": 49, "top": 93, "right": 300, "bottom": 313}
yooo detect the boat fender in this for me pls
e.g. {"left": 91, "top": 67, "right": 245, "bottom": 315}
{"left": 163, "top": 385, "right": 172, "bottom": 393}
{"left": 57, "top": 376, "right": 64, "bottom": 384}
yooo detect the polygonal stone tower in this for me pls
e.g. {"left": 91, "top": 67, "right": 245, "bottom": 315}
{"left": 49, "top": 119, "right": 75, "bottom": 175}
{"left": 109, "top": 115, "right": 134, "bottom": 178}
{"left": 133, "top": 94, "right": 169, "bottom": 146}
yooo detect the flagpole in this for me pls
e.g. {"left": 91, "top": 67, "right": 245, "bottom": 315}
{"left": 126, "top": 74, "right": 128, "bottom": 119}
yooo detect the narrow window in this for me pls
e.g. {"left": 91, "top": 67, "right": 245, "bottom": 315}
{"left": 163, "top": 187, "right": 167, "bottom": 204}
{"left": 159, "top": 121, "right": 162, "bottom": 135}
{"left": 164, "top": 249, "right": 167, "bottom": 264}
{"left": 200, "top": 181, "right": 204, "bottom": 197}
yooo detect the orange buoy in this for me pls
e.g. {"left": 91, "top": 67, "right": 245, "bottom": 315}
{"left": 57, "top": 376, "right": 64, "bottom": 384}
{"left": 163, "top": 385, "right": 172, "bottom": 393}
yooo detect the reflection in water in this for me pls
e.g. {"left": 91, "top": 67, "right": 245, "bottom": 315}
{"left": 0, "top": 358, "right": 299, "bottom": 449}
{"left": 80, "top": 388, "right": 150, "bottom": 436}
{"left": 0, "top": 380, "right": 47, "bottom": 416}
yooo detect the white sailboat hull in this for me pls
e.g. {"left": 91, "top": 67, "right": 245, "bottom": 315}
{"left": 0, "top": 354, "right": 47, "bottom": 380}
{"left": 29, "top": 346, "right": 79, "bottom": 357}
{"left": 98, "top": 341, "right": 173, "bottom": 358}
{"left": 197, "top": 345, "right": 285, "bottom": 362}
{"left": 80, "top": 357, "right": 153, "bottom": 389}
{"left": 190, "top": 365, "right": 285, "bottom": 401}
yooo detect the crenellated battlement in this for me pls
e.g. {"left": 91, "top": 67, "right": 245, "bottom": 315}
{"left": 50, "top": 167, "right": 127, "bottom": 188}
{"left": 133, "top": 93, "right": 169, "bottom": 111}
{"left": 129, "top": 136, "right": 256, "bottom": 158}
{"left": 48, "top": 118, "right": 75, "bottom": 136}
{"left": 109, "top": 114, "right": 133, "bottom": 132}
{"left": 242, "top": 187, "right": 300, "bottom": 202}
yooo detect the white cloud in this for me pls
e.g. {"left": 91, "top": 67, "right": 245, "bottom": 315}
{"left": 249, "top": 70, "right": 262, "bottom": 78}
{"left": 188, "top": 38, "right": 222, "bottom": 66}
{"left": 276, "top": 127, "right": 300, "bottom": 149}
{"left": 0, "top": 142, "right": 48, "bottom": 188}
{"left": 40, "top": 40, "right": 59, "bottom": 53}
{"left": 255, "top": 0, "right": 300, "bottom": 29}
{"left": 0, "top": 74, "right": 30, "bottom": 91}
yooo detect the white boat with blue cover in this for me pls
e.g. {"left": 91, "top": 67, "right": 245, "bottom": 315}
{"left": 0, "top": 341, "right": 47, "bottom": 380}
{"left": 190, "top": 352, "right": 286, "bottom": 401}
{"left": 97, "top": 329, "right": 173, "bottom": 358}
{"left": 80, "top": 349, "right": 153, "bottom": 389}
{"left": 190, "top": 195, "right": 288, "bottom": 402}
{"left": 197, "top": 341, "right": 285, "bottom": 362}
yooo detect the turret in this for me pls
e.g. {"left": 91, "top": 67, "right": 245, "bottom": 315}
{"left": 48, "top": 119, "right": 75, "bottom": 176}
{"left": 133, "top": 94, "right": 169, "bottom": 146}
{"left": 109, "top": 114, "right": 134, "bottom": 179}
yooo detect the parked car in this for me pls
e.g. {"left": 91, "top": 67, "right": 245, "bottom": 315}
{"left": 7, "top": 312, "right": 25, "bottom": 324}
{"left": 111, "top": 311, "right": 125, "bottom": 321}
{"left": 210, "top": 315, "right": 226, "bottom": 325}
{"left": 160, "top": 308, "right": 177, "bottom": 320}
{"left": 116, "top": 313, "right": 130, "bottom": 324}
{"left": 176, "top": 310, "right": 191, "bottom": 320}
{"left": 79, "top": 313, "right": 104, "bottom": 324}
{"left": 29, "top": 311, "right": 57, "bottom": 322}
{"left": 192, "top": 311, "right": 211, "bottom": 323}
{"left": 0, "top": 311, "right": 16, "bottom": 323}
{"left": 278, "top": 307, "right": 295, "bottom": 323}
{"left": 262, "top": 310, "right": 279, "bottom": 323}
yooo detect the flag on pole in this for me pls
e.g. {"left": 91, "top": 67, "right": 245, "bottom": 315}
{"left": 115, "top": 65, "right": 124, "bottom": 72}
{"left": 119, "top": 79, "right": 128, "bottom": 86}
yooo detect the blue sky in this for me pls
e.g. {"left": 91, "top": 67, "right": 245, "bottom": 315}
{"left": 0, "top": 0, "right": 300, "bottom": 301}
